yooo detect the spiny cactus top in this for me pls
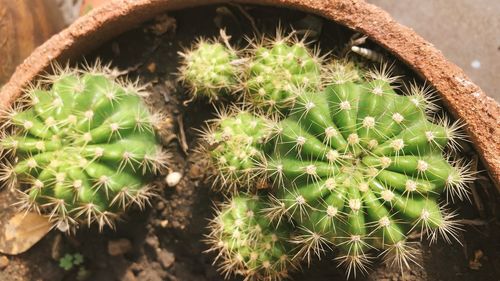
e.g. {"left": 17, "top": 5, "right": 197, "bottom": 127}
{"left": 178, "top": 39, "right": 239, "bottom": 102}
{"left": 202, "top": 109, "right": 274, "bottom": 192}
{"left": 243, "top": 36, "right": 322, "bottom": 112}
{"left": 264, "top": 67, "right": 470, "bottom": 275}
{"left": 0, "top": 66, "right": 169, "bottom": 231}
{"left": 178, "top": 32, "right": 323, "bottom": 111}
{"left": 206, "top": 194, "right": 295, "bottom": 281}
{"left": 206, "top": 65, "right": 471, "bottom": 277}
{"left": 182, "top": 31, "right": 473, "bottom": 279}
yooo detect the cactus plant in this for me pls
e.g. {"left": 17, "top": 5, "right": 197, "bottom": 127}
{"left": 178, "top": 38, "right": 240, "bottom": 102}
{"left": 184, "top": 31, "right": 473, "bottom": 279}
{"left": 201, "top": 108, "right": 275, "bottom": 192}
{"left": 178, "top": 31, "right": 323, "bottom": 111}
{"left": 205, "top": 194, "right": 296, "bottom": 281}
{"left": 242, "top": 33, "right": 323, "bottom": 113}
{"left": 264, "top": 74, "right": 468, "bottom": 276}
{"left": 0, "top": 65, "right": 169, "bottom": 231}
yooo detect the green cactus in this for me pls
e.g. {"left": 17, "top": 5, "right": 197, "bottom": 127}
{"left": 206, "top": 194, "right": 296, "bottom": 281}
{"left": 178, "top": 39, "right": 240, "bottom": 102}
{"left": 0, "top": 65, "right": 169, "bottom": 231}
{"left": 203, "top": 66, "right": 471, "bottom": 277}
{"left": 243, "top": 34, "right": 322, "bottom": 113}
{"left": 201, "top": 109, "right": 275, "bottom": 192}
{"left": 185, "top": 31, "right": 473, "bottom": 279}
{"left": 258, "top": 63, "right": 471, "bottom": 276}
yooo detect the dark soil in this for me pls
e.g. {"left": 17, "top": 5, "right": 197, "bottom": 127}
{"left": 1, "top": 4, "right": 499, "bottom": 281}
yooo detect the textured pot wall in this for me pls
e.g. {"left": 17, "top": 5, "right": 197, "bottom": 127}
{"left": 1, "top": 0, "right": 499, "bottom": 185}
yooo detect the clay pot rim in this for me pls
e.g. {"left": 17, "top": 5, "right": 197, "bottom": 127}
{"left": 1, "top": 0, "right": 498, "bottom": 185}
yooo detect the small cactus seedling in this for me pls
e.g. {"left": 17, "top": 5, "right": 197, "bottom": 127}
{"left": 206, "top": 194, "right": 296, "bottom": 281}
{"left": 262, "top": 63, "right": 472, "bottom": 276}
{"left": 178, "top": 38, "right": 240, "bottom": 102}
{"left": 201, "top": 109, "right": 274, "bottom": 192}
{"left": 243, "top": 33, "right": 323, "bottom": 113}
{"left": 59, "top": 252, "right": 84, "bottom": 271}
{"left": 0, "top": 65, "right": 169, "bottom": 231}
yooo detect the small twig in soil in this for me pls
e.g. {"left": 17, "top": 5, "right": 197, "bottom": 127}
{"left": 165, "top": 271, "right": 179, "bottom": 281}
{"left": 406, "top": 231, "right": 424, "bottom": 240}
{"left": 215, "top": 6, "right": 239, "bottom": 29}
{"left": 456, "top": 219, "right": 489, "bottom": 226}
{"left": 229, "top": 3, "right": 261, "bottom": 37}
{"left": 110, "top": 63, "right": 144, "bottom": 77}
{"left": 351, "top": 46, "right": 385, "bottom": 63}
{"left": 470, "top": 155, "right": 486, "bottom": 218}
{"left": 294, "top": 15, "right": 324, "bottom": 41}
{"left": 182, "top": 95, "right": 196, "bottom": 106}
{"left": 219, "top": 29, "right": 234, "bottom": 51}
{"left": 342, "top": 33, "right": 368, "bottom": 57}
{"left": 176, "top": 115, "right": 189, "bottom": 155}
{"left": 461, "top": 232, "right": 468, "bottom": 260}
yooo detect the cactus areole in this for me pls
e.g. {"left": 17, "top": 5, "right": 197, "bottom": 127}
{"left": 183, "top": 32, "right": 474, "bottom": 279}
{"left": 0, "top": 66, "right": 169, "bottom": 231}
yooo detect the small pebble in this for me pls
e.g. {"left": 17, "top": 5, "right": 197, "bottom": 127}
{"left": 123, "top": 270, "right": 137, "bottom": 281}
{"left": 147, "top": 62, "right": 156, "bottom": 73}
{"left": 160, "top": 220, "right": 169, "bottom": 228}
{"left": 155, "top": 201, "right": 165, "bottom": 211}
{"left": 157, "top": 250, "right": 175, "bottom": 269}
{"left": 0, "top": 255, "right": 9, "bottom": 270}
{"left": 165, "top": 172, "right": 182, "bottom": 187}
{"left": 50, "top": 233, "right": 63, "bottom": 261}
{"left": 145, "top": 235, "right": 160, "bottom": 249}
{"left": 471, "top": 59, "right": 481, "bottom": 69}
{"left": 188, "top": 163, "right": 202, "bottom": 178}
{"left": 108, "top": 239, "right": 132, "bottom": 256}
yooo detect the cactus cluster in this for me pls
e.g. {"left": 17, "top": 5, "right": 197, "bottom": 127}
{"left": 206, "top": 194, "right": 296, "bottom": 281}
{"left": 178, "top": 38, "right": 240, "bottom": 102}
{"left": 243, "top": 35, "right": 322, "bottom": 112}
{"left": 0, "top": 65, "right": 168, "bottom": 231}
{"left": 202, "top": 109, "right": 274, "bottom": 192}
{"left": 180, "top": 30, "right": 473, "bottom": 280}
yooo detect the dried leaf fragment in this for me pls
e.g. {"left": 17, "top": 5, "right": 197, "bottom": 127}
{"left": 0, "top": 212, "right": 51, "bottom": 255}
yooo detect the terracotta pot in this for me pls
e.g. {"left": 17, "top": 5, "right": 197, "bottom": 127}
{"left": 80, "top": 0, "right": 110, "bottom": 15}
{"left": 0, "top": 0, "right": 65, "bottom": 84}
{"left": 1, "top": 0, "right": 499, "bottom": 185}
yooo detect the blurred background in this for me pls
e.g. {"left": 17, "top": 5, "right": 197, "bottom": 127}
{"left": 1, "top": 0, "right": 498, "bottom": 101}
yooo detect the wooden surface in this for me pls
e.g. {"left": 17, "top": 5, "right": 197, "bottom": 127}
{"left": 0, "top": 0, "right": 65, "bottom": 84}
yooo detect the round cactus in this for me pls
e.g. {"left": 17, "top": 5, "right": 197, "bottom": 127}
{"left": 201, "top": 109, "right": 275, "bottom": 192}
{"left": 262, "top": 62, "right": 472, "bottom": 276}
{"left": 178, "top": 39, "right": 240, "bottom": 102}
{"left": 0, "top": 65, "right": 169, "bottom": 231}
{"left": 243, "top": 34, "right": 322, "bottom": 113}
{"left": 202, "top": 63, "right": 472, "bottom": 277}
{"left": 206, "top": 194, "right": 296, "bottom": 281}
{"left": 183, "top": 30, "right": 473, "bottom": 279}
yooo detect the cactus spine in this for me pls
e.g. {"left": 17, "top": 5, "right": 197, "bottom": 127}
{"left": 0, "top": 65, "right": 168, "bottom": 231}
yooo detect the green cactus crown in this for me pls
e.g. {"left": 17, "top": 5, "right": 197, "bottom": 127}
{"left": 206, "top": 194, "right": 296, "bottom": 281}
{"left": 0, "top": 64, "right": 169, "bottom": 231}
{"left": 178, "top": 36, "right": 240, "bottom": 102}
{"left": 181, "top": 30, "right": 474, "bottom": 280}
